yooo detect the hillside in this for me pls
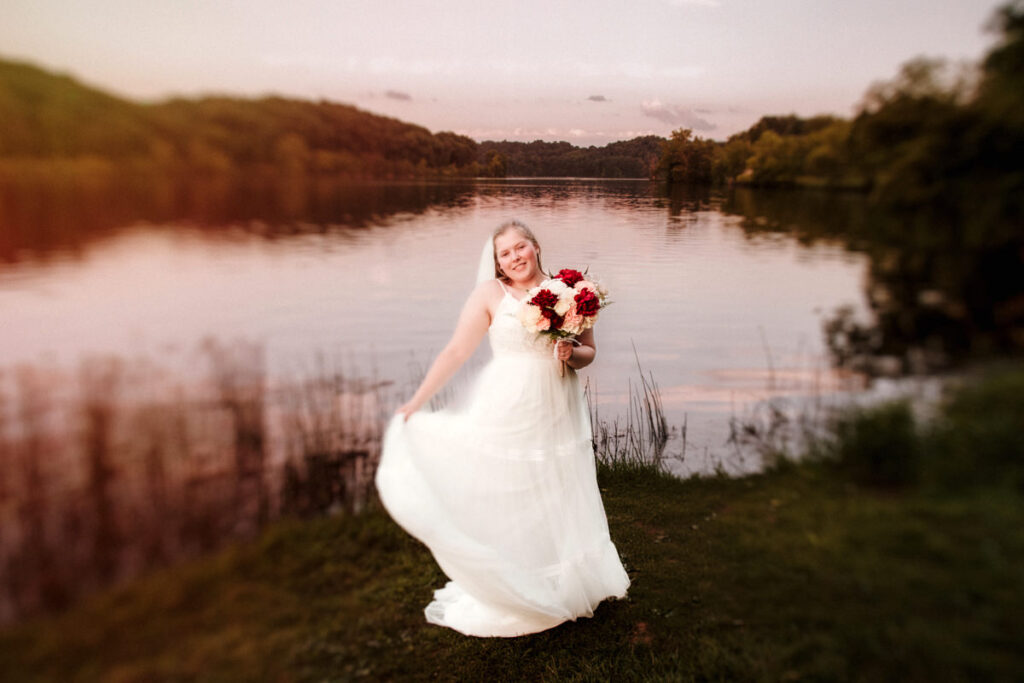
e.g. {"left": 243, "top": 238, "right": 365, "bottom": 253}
{"left": 0, "top": 58, "right": 479, "bottom": 177}
{"left": 0, "top": 58, "right": 669, "bottom": 180}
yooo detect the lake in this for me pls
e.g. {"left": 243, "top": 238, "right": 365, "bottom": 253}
{"left": 1, "top": 177, "right": 902, "bottom": 477}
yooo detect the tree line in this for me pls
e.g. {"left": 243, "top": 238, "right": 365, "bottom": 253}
{"left": 475, "top": 137, "right": 664, "bottom": 178}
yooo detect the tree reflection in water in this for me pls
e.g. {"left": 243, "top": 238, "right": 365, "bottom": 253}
{"left": 718, "top": 186, "right": 1024, "bottom": 377}
{"left": 0, "top": 174, "right": 477, "bottom": 263}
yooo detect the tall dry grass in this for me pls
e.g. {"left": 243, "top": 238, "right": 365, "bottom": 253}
{"left": 585, "top": 348, "right": 685, "bottom": 474}
{"left": 0, "top": 341, "right": 385, "bottom": 625}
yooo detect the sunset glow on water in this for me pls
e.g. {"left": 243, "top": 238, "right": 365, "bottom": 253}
{"left": 1, "top": 179, "right": 880, "bottom": 474}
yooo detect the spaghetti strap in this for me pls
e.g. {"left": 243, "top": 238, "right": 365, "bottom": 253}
{"left": 497, "top": 280, "right": 510, "bottom": 295}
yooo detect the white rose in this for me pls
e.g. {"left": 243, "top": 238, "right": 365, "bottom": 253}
{"left": 554, "top": 289, "right": 574, "bottom": 316}
{"left": 544, "top": 279, "right": 569, "bottom": 296}
{"left": 517, "top": 303, "right": 547, "bottom": 332}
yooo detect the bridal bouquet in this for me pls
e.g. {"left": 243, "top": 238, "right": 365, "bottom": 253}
{"left": 517, "top": 268, "right": 609, "bottom": 374}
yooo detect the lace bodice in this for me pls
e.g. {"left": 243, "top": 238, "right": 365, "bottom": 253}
{"left": 489, "top": 290, "right": 556, "bottom": 358}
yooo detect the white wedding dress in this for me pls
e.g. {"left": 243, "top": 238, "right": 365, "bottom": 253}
{"left": 374, "top": 281, "right": 630, "bottom": 637}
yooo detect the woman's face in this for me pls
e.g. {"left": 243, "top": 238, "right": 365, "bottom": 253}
{"left": 494, "top": 229, "right": 540, "bottom": 282}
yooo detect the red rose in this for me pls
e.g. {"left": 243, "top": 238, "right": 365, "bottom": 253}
{"left": 540, "top": 308, "right": 564, "bottom": 330}
{"left": 574, "top": 289, "right": 600, "bottom": 316}
{"left": 529, "top": 288, "right": 559, "bottom": 309}
{"left": 556, "top": 269, "right": 585, "bottom": 287}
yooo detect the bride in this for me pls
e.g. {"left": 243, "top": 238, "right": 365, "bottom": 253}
{"left": 374, "top": 220, "right": 630, "bottom": 638}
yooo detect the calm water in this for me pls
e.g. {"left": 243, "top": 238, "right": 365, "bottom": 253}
{"left": 1, "top": 178, "right": 885, "bottom": 476}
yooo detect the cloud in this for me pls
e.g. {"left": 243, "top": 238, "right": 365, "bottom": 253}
{"left": 384, "top": 89, "right": 412, "bottom": 101}
{"left": 588, "top": 95, "right": 609, "bottom": 102}
{"left": 641, "top": 99, "right": 716, "bottom": 131}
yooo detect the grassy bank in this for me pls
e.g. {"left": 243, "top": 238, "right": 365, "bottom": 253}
{"left": 1, "top": 454, "right": 1021, "bottom": 681}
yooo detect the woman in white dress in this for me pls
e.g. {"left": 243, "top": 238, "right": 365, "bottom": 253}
{"left": 374, "top": 220, "right": 630, "bottom": 638}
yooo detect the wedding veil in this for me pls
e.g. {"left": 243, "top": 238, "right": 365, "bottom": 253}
{"left": 475, "top": 235, "right": 495, "bottom": 285}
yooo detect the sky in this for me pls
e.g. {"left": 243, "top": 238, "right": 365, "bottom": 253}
{"left": 0, "top": 0, "right": 1007, "bottom": 146}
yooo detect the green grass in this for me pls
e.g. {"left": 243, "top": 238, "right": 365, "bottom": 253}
{"left": 2, "top": 460, "right": 1021, "bottom": 682}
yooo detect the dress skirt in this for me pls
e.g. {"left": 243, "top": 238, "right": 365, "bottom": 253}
{"left": 375, "top": 348, "right": 630, "bottom": 638}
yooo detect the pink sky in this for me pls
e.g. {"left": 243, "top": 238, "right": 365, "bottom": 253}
{"left": 0, "top": 0, "right": 1005, "bottom": 145}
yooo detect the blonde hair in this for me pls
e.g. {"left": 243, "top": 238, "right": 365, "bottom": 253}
{"left": 492, "top": 220, "right": 544, "bottom": 282}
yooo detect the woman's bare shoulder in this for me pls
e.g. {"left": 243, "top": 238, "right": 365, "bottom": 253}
{"left": 472, "top": 279, "right": 505, "bottom": 316}
{"left": 473, "top": 278, "right": 505, "bottom": 297}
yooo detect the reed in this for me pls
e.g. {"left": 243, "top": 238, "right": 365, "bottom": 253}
{"left": 723, "top": 347, "right": 855, "bottom": 474}
{"left": 277, "top": 352, "right": 387, "bottom": 518}
{"left": 586, "top": 346, "right": 681, "bottom": 474}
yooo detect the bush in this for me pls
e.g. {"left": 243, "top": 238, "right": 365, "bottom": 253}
{"left": 817, "top": 362, "right": 1024, "bottom": 495}
{"left": 825, "top": 400, "right": 922, "bottom": 488}
{"left": 924, "top": 363, "right": 1024, "bottom": 493}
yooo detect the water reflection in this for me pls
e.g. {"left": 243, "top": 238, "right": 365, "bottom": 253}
{"left": 8, "top": 175, "right": 1003, "bottom": 392}
{"left": 0, "top": 175, "right": 478, "bottom": 262}
{"left": 720, "top": 186, "right": 1024, "bottom": 375}
{"left": 10, "top": 176, "right": 1009, "bottom": 451}
{"left": 656, "top": 183, "right": 716, "bottom": 222}
{"left": 0, "top": 177, "right": 878, "bottom": 467}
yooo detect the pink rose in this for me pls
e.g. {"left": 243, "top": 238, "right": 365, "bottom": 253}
{"left": 562, "top": 307, "right": 587, "bottom": 335}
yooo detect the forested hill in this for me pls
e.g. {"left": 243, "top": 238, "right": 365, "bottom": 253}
{"left": 476, "top": 136, "right": 664, "bottom": 178}
{"left": 0, "top": 58, "right": 670, "bottom": 179}
{"left": 0, "top": 58, "right": 480, "bottom": 177}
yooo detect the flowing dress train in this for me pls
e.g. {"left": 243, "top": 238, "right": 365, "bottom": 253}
{"left": 374, "top": 284, "right": 630, "bottom": 637}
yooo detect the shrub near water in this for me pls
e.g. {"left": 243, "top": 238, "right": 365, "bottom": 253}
{"left": 925, "top": 364, "right": 1024, "bottom": 493}
{"left": 824, "top": 400, "right": 921, "bottom": 488}
{"left": 817, "top": 362, "right": 1024, "bottom": 494}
